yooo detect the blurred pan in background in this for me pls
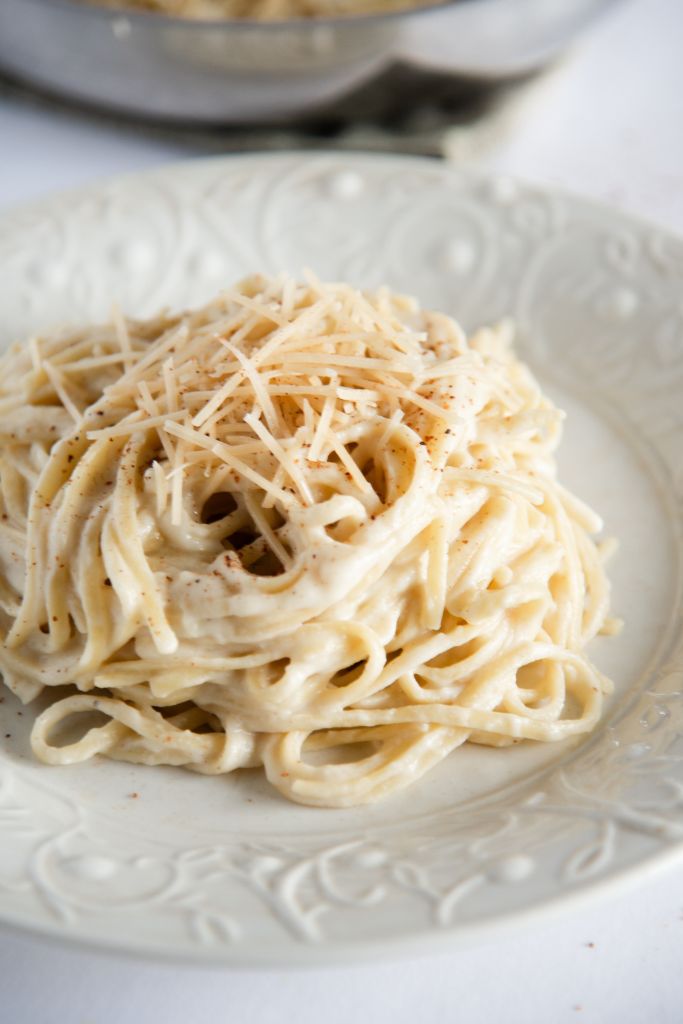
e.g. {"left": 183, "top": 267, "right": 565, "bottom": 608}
{"left": 0, "top": 0, "right": 620, "bottom": 125}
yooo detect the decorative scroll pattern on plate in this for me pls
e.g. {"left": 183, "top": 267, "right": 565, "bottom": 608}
{"left": 1, "top": 155, "right": 683, "bottom": 961}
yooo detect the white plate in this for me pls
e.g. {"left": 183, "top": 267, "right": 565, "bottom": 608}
{"left": 1, "top": 154, "right": 683, "bottom": 965}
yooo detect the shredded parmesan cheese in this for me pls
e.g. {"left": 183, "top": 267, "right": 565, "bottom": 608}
{"left": 0, "top": 274, "right": 618, "bottom": 809}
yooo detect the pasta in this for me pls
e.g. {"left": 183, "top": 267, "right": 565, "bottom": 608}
{"left": 0, "top": 274, "right": 617, "bottom": 807}
{"left": 82, "top": 0, "right": 438, "bottom": 20}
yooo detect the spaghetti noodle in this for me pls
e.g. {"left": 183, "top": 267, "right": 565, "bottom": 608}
{"left": 0, "top": 274, "right": 617, "bottom": 806}
{"left": 83, "top": 0, "right": 438, "bottom": 21}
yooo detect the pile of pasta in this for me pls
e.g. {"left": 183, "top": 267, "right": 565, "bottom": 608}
{"left": 83, "top": 0, "right": 436, "bottom": 21}
{"left": 0, "top": 274, "right": 616, "bottom": 806}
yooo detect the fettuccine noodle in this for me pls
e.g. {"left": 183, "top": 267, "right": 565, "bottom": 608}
{"left": 0, "top": 274, "right": 617, "bottom": 806}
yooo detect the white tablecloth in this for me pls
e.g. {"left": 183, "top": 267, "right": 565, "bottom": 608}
{"left": 2, "top": 1, "right": 683, "bottom": 1020}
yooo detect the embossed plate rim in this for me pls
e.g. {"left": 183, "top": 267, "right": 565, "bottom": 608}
{"left": 1, "top": 152, "right": 683, "bottom": 965}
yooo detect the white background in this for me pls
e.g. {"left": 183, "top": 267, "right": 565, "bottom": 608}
{"left": 1, "top": 0, "right": 683, "bottom": 1020}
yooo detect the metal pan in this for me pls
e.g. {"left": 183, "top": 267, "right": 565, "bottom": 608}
{"left": 0, "top": 0, "right": 619, "bottom": 124}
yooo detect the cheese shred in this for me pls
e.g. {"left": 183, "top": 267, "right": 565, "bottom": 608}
{"left": 0, "top": 274, "right": 618, "bottom": 807}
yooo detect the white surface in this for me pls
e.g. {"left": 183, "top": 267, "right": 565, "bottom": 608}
{"left": 1, "top": 0, "right": 683, "bottom": 1019}
{"left": 1, "top": 868, "right": 683, "bottom": 1024}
